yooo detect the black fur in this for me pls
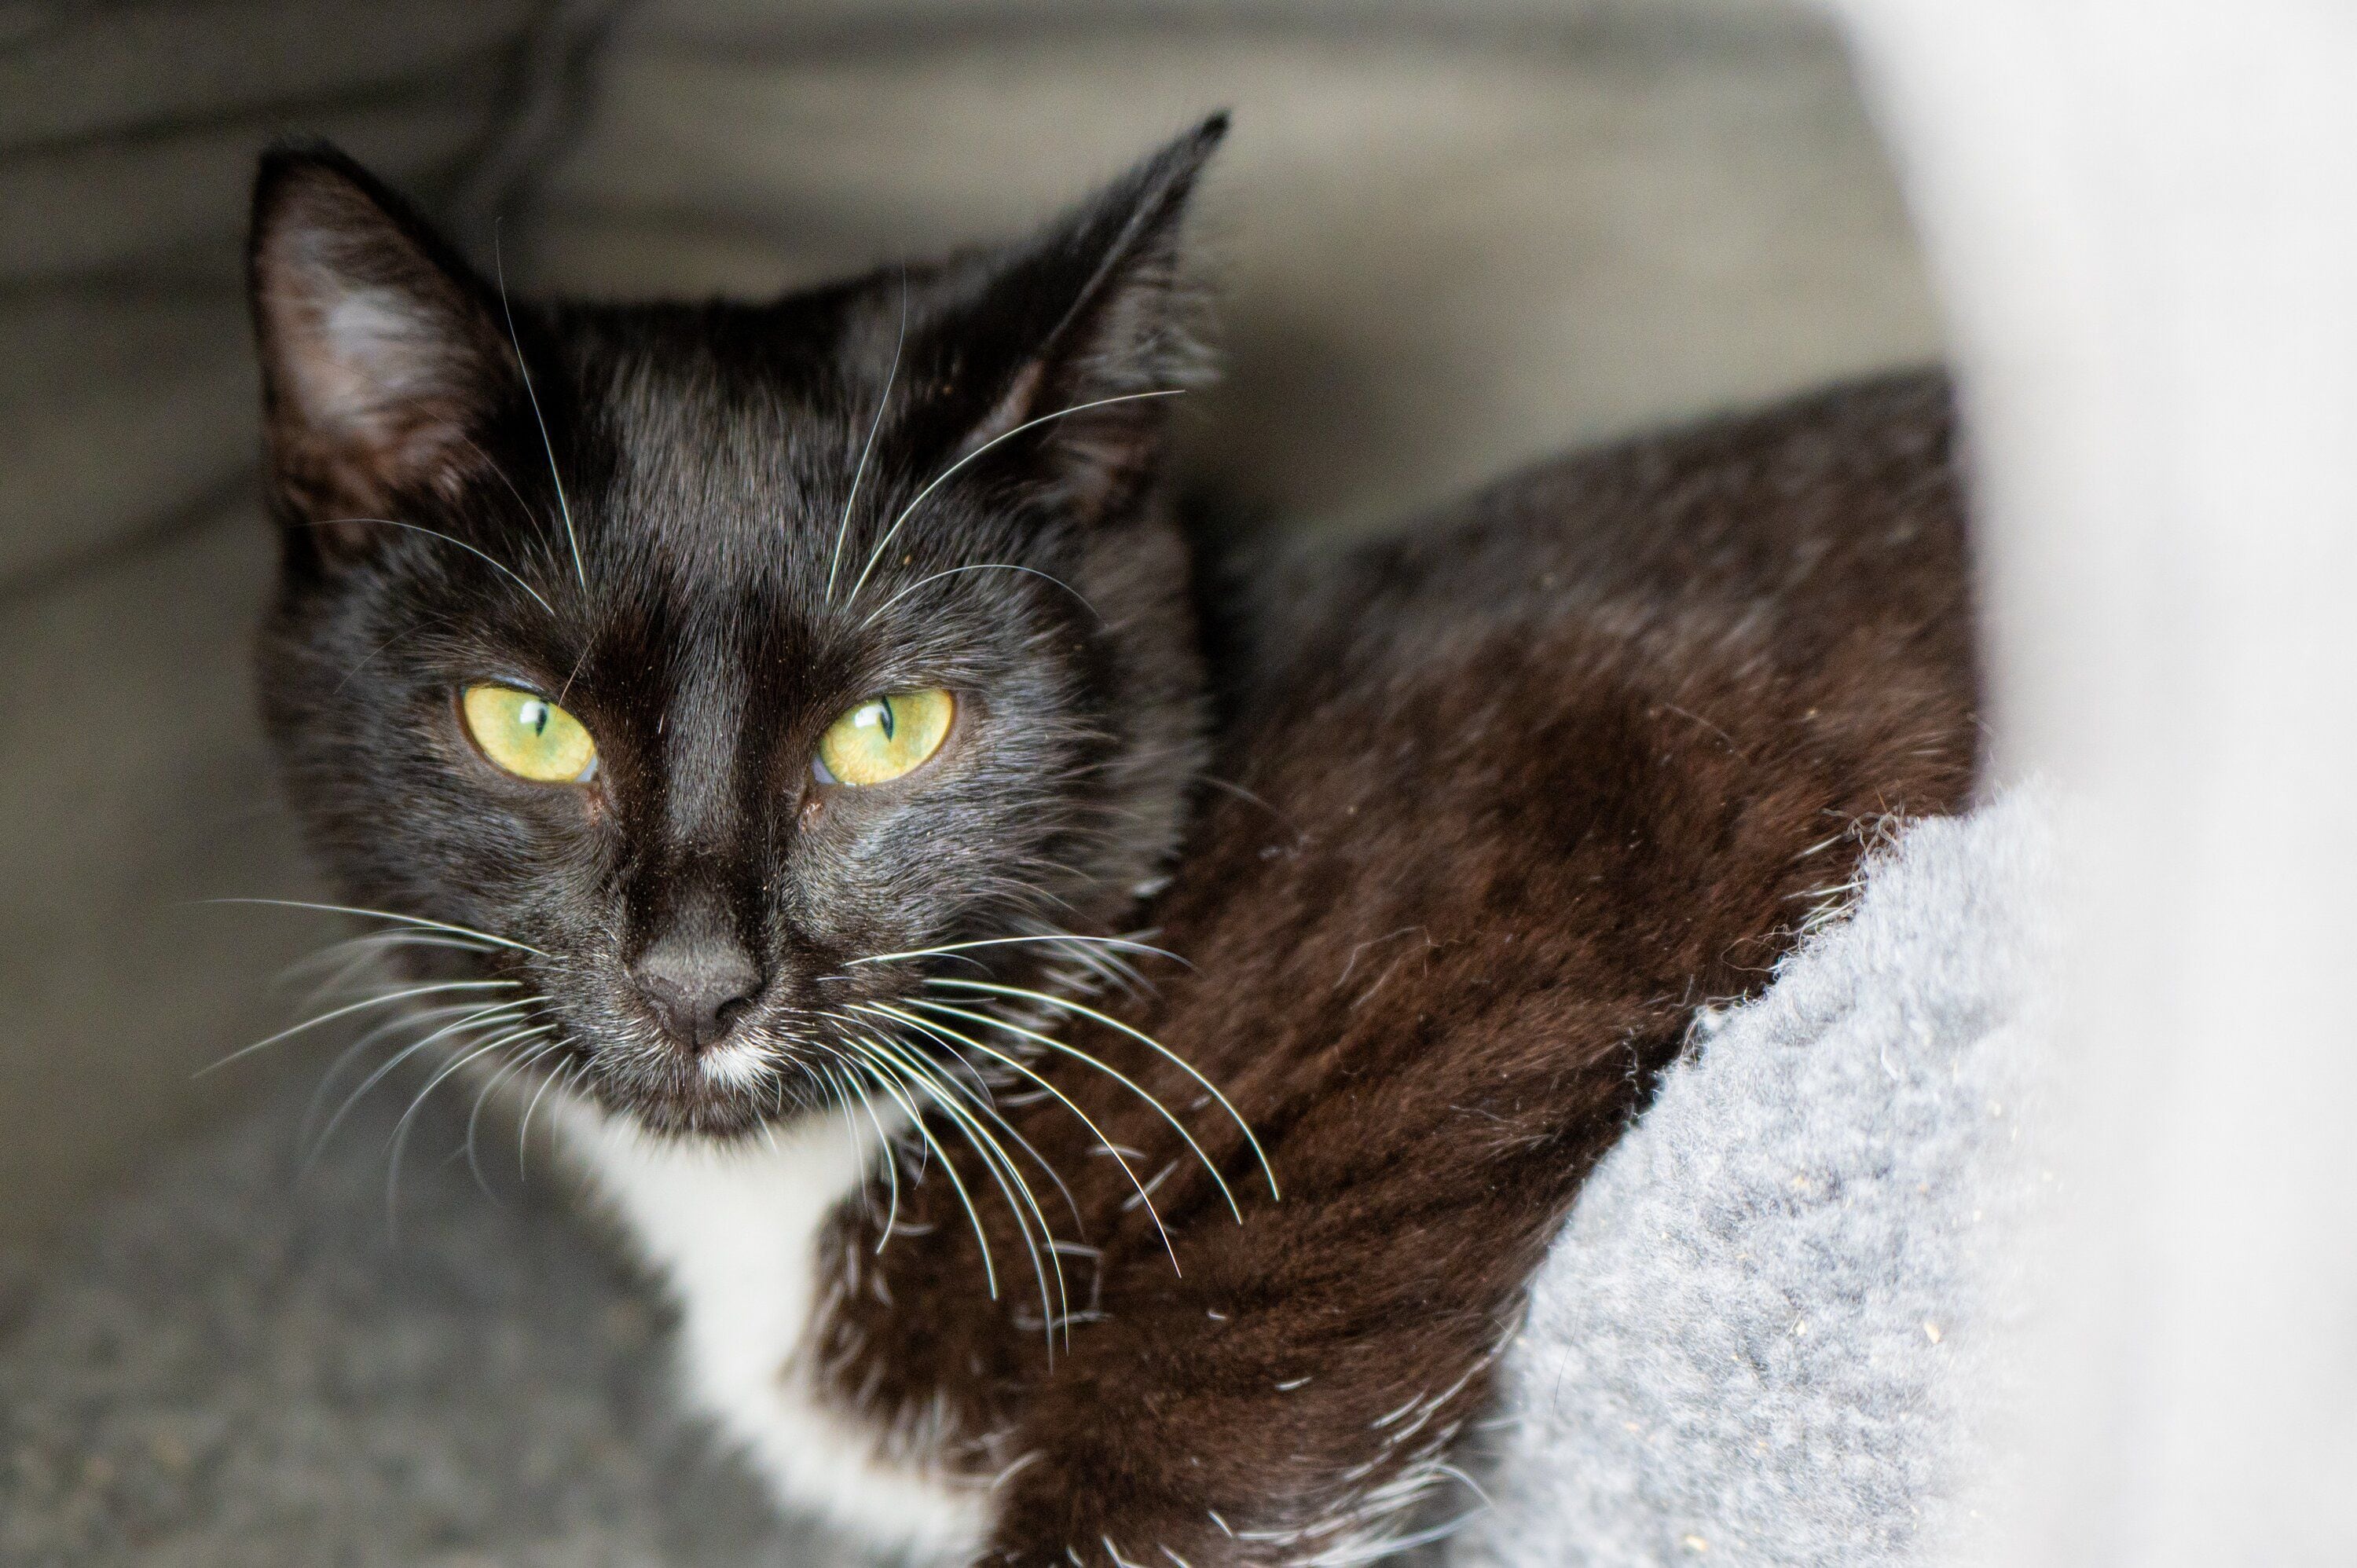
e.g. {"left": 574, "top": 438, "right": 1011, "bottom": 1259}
{"left": 251, "top": 123, "right": 1220, "bottom": 1140}
{"left": 249, "top": 119, "right": 1978, "bottom": 1565}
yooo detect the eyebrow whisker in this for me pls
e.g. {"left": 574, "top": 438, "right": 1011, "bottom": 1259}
{"left": 309, "top": 517, "right": 555, "bottom": 617}
{"left": 841, "top": 388, "right": 1186, "bottom": 608}
{"left": 827, "top": 269, "right": 909, "bottom": 603}
{"left": 494, "top": 230, "right": 588, "bottom": 596}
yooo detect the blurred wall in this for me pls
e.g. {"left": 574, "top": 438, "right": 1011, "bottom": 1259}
{"left": 0, "top": 0, "right": 1937, "bottom": 1253}
{"left": 522, "top": 0, "right": 1940, "bottom": 535}
{"left": 0, "top": 0, "right": 588, "bottom": 1252}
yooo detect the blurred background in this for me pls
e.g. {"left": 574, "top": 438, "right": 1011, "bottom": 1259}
{"left": 0, "top": 0, "right": 1937, "bottom": 1260}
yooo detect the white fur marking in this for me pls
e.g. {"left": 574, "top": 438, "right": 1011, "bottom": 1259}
{"left": 553, "top": 1094, "right": 988, "bottom": 1563}
{"left": 697, "top": 1038, "right": 769, "bottom": 1090}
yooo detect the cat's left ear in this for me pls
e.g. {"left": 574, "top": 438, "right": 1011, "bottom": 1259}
{"left": 948, "top": 114, "right": 1226, "bottom": 522}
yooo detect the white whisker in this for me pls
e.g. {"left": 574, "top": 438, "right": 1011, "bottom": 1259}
{"left": 836, "top": 1043, "right": 1003, "bottom": 1301}
{"left": 841, "top": 389, "right": 1186, "bottom": 606}
{"left": 494, "top": 233, "right": 586, "bottom": 595}
{"left": 929, "top": 977, "right": 1276, "bottom": 1199}
{"left": 826, "top": 272, "right": 907, "bottom": 602}
{"left": 303, "top": 1000, "right": 535, "bottom": 1170}
{"left": 515, "top": 1038, "right": 580, "bottom": 1175}
{"left": 466, "top": 1035, "right": 566, "bottom": 1189}
{"left": 904, "top": 995, "right": 1237, "bottom": 1230}
{"left": 299, "top": 998, "right": 491, "bottom": 1144}
{"left": 207, "top": 897, "right": 544, "bottom": 957}
{"left": 849, "top": 1009, "right": 1083, "bottom": 1229}
{"left": 858, "top": 563, "right": 1101, "bottom": 630}
{"left": 387, "top": 1024, "right": 554, "bottom": 1220}
{"left": 810, "top": 1039, "right": 905, "bottom": 1247}
{"left": 312, "top": 517, "right": 555, "bottom": 617}
{"left": 862, "top": 1001, "right": 1175, "bottom": 1269}
{"left": 199, "top": 978, "right": 519, "bottom": 1076}
{"left": 849, "top": 1027, "right": 1067, "bottom": 1342}
{"left": 850, "top": 933, "right": 1182, "bottom": 969}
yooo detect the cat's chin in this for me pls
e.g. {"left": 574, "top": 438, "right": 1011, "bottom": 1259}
{"left": 596, "top": 1082, "right": 797, "bottom": 1144}
{"left": 578, "top": 1044, "right": 818, "bottom": 1143}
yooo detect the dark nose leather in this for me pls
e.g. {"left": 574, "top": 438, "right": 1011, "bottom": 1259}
{"left": 629, "top": 928, "right": 761, "bottom": 1052}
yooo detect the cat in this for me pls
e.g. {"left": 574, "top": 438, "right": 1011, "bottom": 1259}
{"left": 246, "top": 115, "right": 1978, "bottom": 1566}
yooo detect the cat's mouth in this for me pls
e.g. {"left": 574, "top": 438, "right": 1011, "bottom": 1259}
{"left": 695, "top": 1036, "right": 775, "bottom": 1093}
{"left": 571, "top": 1023, "right": 828, "bottom": 1140}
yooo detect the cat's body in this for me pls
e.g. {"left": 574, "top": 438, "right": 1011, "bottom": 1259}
{"left": 562, "top": 372, "right": 1978, "bottom": 1566}
{"left": 246, "top": 120, "right": 1975, "bottom": 1567}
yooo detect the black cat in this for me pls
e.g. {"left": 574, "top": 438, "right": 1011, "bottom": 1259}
{"left": 247, "top": 118, "right": 1977, "bottom": 1565}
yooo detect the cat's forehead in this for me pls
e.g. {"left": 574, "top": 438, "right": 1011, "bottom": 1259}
{"left": 581, "top": 324, "right": 873, "bottom": 580}
{"left": 537, "top": 318, "right": 998, "bottom": 712}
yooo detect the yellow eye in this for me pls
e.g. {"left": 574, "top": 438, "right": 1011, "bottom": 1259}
{"left": 460, "top": 684, "right": 597, "bottom": 783}
{"left": 816, "top": 689, "right": 954, "bottom": 786}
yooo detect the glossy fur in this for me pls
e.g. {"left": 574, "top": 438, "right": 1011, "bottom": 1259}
{"left": 248, "top": 123, "right": 1978, "bottom": 1567}
{"left": 814, "top": 372, "right": 1978, "bottom": 1565}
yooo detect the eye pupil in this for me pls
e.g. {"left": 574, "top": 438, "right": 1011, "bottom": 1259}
{"left": 460, "top": 684, "right": 597, "bottom": 784}
{"left": 816, "top": 689, "right": 953, "bottom": 787}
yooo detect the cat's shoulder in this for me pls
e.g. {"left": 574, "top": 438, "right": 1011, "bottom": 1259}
{"left": 1230, "top": 368, "right": 1965, "bottom": 691}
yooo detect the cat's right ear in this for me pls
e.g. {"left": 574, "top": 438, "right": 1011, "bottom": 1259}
{"left": 247, "top": 143, "right": 515, "bottom": 557}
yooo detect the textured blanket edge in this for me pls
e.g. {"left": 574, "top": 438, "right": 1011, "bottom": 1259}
{"left": 1449, "top": 789, "right": 2058, "bottom": 1568}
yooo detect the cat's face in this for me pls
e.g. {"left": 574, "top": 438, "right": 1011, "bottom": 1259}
{"left": 248, "top": 124, "right": 1221, "bottom": 1138}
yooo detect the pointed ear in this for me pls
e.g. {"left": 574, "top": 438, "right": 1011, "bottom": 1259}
{"left": 247, "top": 142, "right": 515, "bottom": 548}
{"left": 955, "top": 113, "right": 1226, "bottom": 522}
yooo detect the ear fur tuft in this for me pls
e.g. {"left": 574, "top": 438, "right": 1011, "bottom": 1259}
{"left": 959, "top": 114, "right": 1230, "bottom": 522}
{"left": 247, "top": 142, "right": 513, "bottom": 548}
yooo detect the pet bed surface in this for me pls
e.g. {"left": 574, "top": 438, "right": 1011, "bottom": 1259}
{"left": 1455, "top": 791, "right": 2054, "bottom": 1568}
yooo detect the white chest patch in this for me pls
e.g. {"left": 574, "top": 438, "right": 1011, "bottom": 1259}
{"left": 553, "top": 1095, "right": 989, "bottom": 1563}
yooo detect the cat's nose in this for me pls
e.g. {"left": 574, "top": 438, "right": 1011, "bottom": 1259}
{"left": 629, "top": 932, "right": 761, "bottom": 1052}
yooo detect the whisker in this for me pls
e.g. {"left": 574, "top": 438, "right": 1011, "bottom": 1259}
{"left": 858, "top": 563, "right": 1102, "bottom": 631}
{"left": 819, "top": 1061, "right": 874, "bottom": 1215}
{"left": 929, "top": 978, "right": 1276, "bottom": 1200}
{"left": 450, "top": 428, "right": 552, "bottom": 542}
{"left": 909, "top": 995, "right": 1245, "bottom": 1222}
{"left": 330, "top": 626, "right": 414, "bottom": 698}
{"left": 303, "top": 1001, "right": 535, "bottom": 1171}
{"left": 825, "top": 1049, "right": 904, "bottom": 1247}
{"left": 387, "top": 1024, "right": 555, "bottom": 1221}
{"left": 515, "top": 1038, "right": 584, "bottom": 1176}
{"left": 281, "top": 945, "right": 402, "bottom": 1014}
{"left": 278, "top": 929, "right": 501, "bottom": 985}
{"left": 299, "top": 998, "right": 492, "bottom": 1145}
{"left": 834, "top": 1044, "right": 1003, "bottom": 1302}
{"left": 850, "top": 934, "right": 1183, "bottom": 969}
{"left": 841, "top": 388, "right": 1187, "bottom": 606}
{"left": 198, "top": 978, "right": 519, "bottom": 1076}
{"left": 276, "top": 929, "right": 500, "bottom": 1023}
{"left": 847, "top": 1009, "right": 1083, "bottom": 1230}
{"left": 810, "top": 1048, "right": 906, "bottom": 1245}
{"left": 826, "top": 271, "right": 907, "bottom": 603}
{"left": 465, "top": 1035, "right": 566, "bottom": 1192}
{"left": 206, "top": 897, "right": 545, "bottom": 957}
{"left": 861, "top": 1002, "right": 1171, "bottom": 1268}
{"left": 493, "top": 232, "right": 587, "bottom": 595}
{"left": 310, "top": 518, "right": 555, "bottom": 617}
{"left": 894, "top": 998, "right": 1212, "bottom": 1247}
{"left": 847, "top": 1028, "right": 1067, "bottom": 1342}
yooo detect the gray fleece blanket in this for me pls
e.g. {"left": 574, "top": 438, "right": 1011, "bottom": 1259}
{"left": 0, "top": 796, "right": 2053, "bottom": 1566}
{"left": 1451, "top": 792, "right": 2054, "bottom": 1568}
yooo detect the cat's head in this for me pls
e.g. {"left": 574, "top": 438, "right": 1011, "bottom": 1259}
{"left": 247, "top": 119, "right": 1223, "bottom": 1138}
